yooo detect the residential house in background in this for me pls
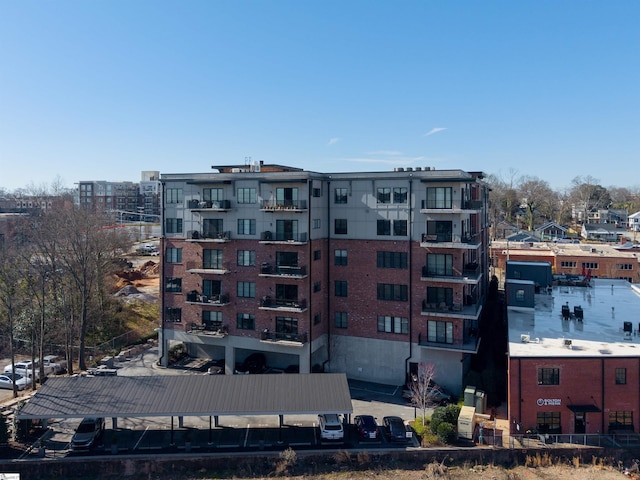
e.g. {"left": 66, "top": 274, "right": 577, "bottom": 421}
{"left": 159, "top": 163, "right": 490, "bottom": 394}
{"left": 535, "top": 221, "right": 568, "bottom": 241}
{"left": 581, "top": 223, "right": 619, "bottom": 242}
{"left": 629, "top": 211, "right": 640, "bottom": 232}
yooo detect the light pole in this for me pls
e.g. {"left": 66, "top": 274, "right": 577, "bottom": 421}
{"left": 137, "top": 207, "right": 144, "bottom": 242}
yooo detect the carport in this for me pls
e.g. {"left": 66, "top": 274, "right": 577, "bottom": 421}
{"left": 16, "top": 373, "right": 353, "bottom": 445}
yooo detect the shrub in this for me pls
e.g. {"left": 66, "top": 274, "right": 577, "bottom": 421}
{"left": 430, "top": 404, "right": 460, "bottom": 435}
{"left": 436, "top": 422, "right": 456, "bottom": 444}
{"left": 411, "top": 416, "right": 431, "bottom": 438}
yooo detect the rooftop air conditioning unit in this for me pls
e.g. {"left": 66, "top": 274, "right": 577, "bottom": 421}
{"left": 521, "top": 334, "right": 530, "bottom": 343}
{"left": 563, "top": 339, "right": 572, "bottom": 348}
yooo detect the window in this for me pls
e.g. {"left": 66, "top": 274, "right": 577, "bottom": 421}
{"left": 165, "top": 307, "right": 181, "bottom": 322}
{"left": 237, "top": 188, "right": 256, "bottom": 204}
{"left": 536, "top": 412, "right": 561, "bottom": 434}
{"left": 275, "top": 284, "right": 298, "bottom": 303}
{"left": 538, "top": 368, "right": 560, "bottom": 385}
{"left": 312, "top": 218, "right": 321, "bottom": 229}
{"left": 426, "top": 187, "right": 452, "bottom": 209}
{"left": 581, "top": 262, "right": 598, "bottom": 270}
{"left": 426, "top": 220, "right": 452, "bottom": 242}
{"left": 276, "top": 316, "right": 298, "bottom": 338}
{"left": 515, "top": 289, "right": 525, "bottom": 301}
{"left": 276, "top": 251, "right": 298, "bottom": 268}
{"left": 427, "top": 254, "right": 453, "bottom": 276}
{"left": 313, "top": 250, "right": 321, "bottom": 261}
{"left": 237, "top": 250, "right": 256, "bottom": 266}
{"left": 165, "top": 218, "right": 183, "bottom": 234}
{"left": 334, "top": 219, "right": 347, "bottom": 234}
{"left": 393, "top": 187, "right": 407, "bottom": 204}
{"left": 237, "top": 281, "right": 256, "bottom": 298}
{"left": 203, "top": 249, "right": 223, "bottom": 269}
{"left": 393, "top": 220, "right": 407, "bottom": 236}
{"left": 617, "top": 264, "right": 633, "bottom": 270}
{"left": 203, "top": 188, "right": 223, "bottom": 203}
{"left": 377, "top": 187, "right": 391, "bottom": 204}
{"left": 312, "top": 187, "right": 322, "bottom": 197}
{"left": 237, "top": 313, "right": 255, "bottom": 330}
{"left": 334, "top": 249, "right": 347, "bottom": 266}
{"left": 378, "top": 316, "right": 408, "bottom": 334}
{"left": 276, "top": 187, "right": 299, "bottom": 208}
{"left": 427, "top": 320, "right": 453, "bottom": 343}
{"left": 203, "top": 218, "right": 223, "bottom": 237}
{"left": 237, "top": 219, "right": 256, "bottom": 235}
{"left": 165, "top": 277, "right": 182, "bottom": 292}
{"left": 203, "top": 311, "right": 222, "bottom": 329}
{"left": 427, "top": 286, "right": 453, "bottom": 306}
{"left": 165, "top": 188, "right": 183, "bottom": 204}
{"left": 313, "top": 312, "right": 321, "bottom": 325}
{"left": 335, "top": 280, "right": 348, "bottom": 297}
{"left": 313, "top": 281, "right": 321, "bottom": 292}
{"left": 616, "top": 368, "right": 627, "bottom": 385}
{"left": 334, "top": 188, "right": 347, "bottom": 204}
{"left": 165, "top": 247, "right": 182, "bottom": 263}
{"left": 560, "top": 261, "right": 577, "bottom": 268}
{"left": 377, "top": 283, "right": 408, "bottom": 301}
{"left": 377, "top": 219, "right": 391, "bottom": 236}
{"left": 609, "top": 411, "right": 633, "bottom": 431}
{"left": 276, "top": 219, "right": 298, "bottom": 241}
{"left": 203, "top": 279, "right": 221, "bottom": 299}
{"left": 377, "top": 251, "right": 408, "bottom": 269}
{"left": 335, "top": 312, "right": 348, "bottom": 328}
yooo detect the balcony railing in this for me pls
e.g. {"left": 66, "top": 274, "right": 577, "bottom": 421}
{"left": 421, "top": 264, "right": 482, "bottom": 281}
{"left": 261, "top": 199, "right": 308, "bottom": 211}
{"left": 185, "top": 261, "right": 230, "bottom": 273}
{"left": 186, "top": 291, "right": 230, "bottom": 305}
{"left": 188, "top": 199, "right": 232, "bottom": 210}
{"left": 260, "top": 231, "right": 308, "bottom": 243}
{"left": 260, "top": 263, "right": 307, "bottom": 277}
{"left": 421, "top": 233, "right": 480, "bottom": 245}
{"left": 189, "top": 323, "right": 229, "bottom": 337}
{"left": 421, "top": 297, "right": 483, "bottom": 317}
{"left": 259, "top": 296, "right": 308, "bottom": 311}
{"left": 418, "top": 332, "right": 480, "bottom": 353}
{"left": 189, "top": 230, "right": 231, "bottom": 241}
{"left": 261, "top": 330, "right": 308, "bottom": 344}
{"left": 419, "top": 200, "right": 483, "bottom": 211}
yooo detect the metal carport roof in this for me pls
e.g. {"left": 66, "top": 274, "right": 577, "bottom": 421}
{"left": 17, "top": 373, "right": 353, "bottom": 420}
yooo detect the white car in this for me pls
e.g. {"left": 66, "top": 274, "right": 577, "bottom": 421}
{"left": 0, "top": 373, "right": 29, "bottom": 390}
{"left": 318, "top": 413, "right": 344, "bottom": 441}
{"left": 42, "top": 355, "right": 67, "bottom": 374}
{"left": 4, "top": 361, "right": 41, "bottom": 380}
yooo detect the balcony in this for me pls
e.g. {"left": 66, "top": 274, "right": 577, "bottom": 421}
{"left": 185, "top": 291, "right": 230, "bottom": 306}
{"left": 260, "top": 330, "right": 308, "bottom": 345}
{"left": 261, "top": 199, "right": 308, "bottom": 212}
{"left": 420, "top": 264, "right": 482, "bottom": 284}
{"left": 188, "top": 323, "right": 229, "bottom": 338}
{"left": 259, "top": 263, "right": 307, "bottom": 278}
{"left": 420, "top": 233, "right": 481, "bottom": 249}
{"left": 417, "top": 332, "right": 480, "bottom": 353}
{"left": 420, "top": 200, "right": 483, "bottom": 213}
{"left": 421, "top": 298, "right": 483, "bottom": 318}
{"left": 185, "top": 261, "right": 230, "bottom": 275}
{"left": 188, "top": 199, "right": 232, "bottom": 211}
{"left": 187, "top": 230, "right": 231, "bottom": 242}
{"left": 259, "top": 296, "right": 308, "bottom": 312}
{"left": 260, "top": 231, "right": 308, "bottom": 244}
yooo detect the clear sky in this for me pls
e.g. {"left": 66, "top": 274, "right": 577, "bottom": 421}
{"left": 1, "top": 1, "right": 638, "bottom": 193}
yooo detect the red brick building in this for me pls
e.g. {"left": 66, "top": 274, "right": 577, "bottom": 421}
{"left": 159, "top": 163, "right": 490, "bottom": 393}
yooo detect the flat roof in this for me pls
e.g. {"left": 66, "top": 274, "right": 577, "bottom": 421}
{"left": 17, "top": 373, "right": 353, "bottom": 420}
{"left": 508, "top": 279, "right": 640, "bottom": 358}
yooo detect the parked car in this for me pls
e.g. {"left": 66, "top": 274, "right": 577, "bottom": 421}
{"left": 235, "top": 353, "right": 267, "bottom": 374}
{"left": 3, "top": 361, "right": 42, "bottom": 380}
{"left": 0, "top": 373, "right": 29, "bottom": 390}
{"left": 71, "top": 417, "right": 105, "bottom": 450}
{"left": 354, "top": 414, "right": 380, "bottom": 440}
{"left": 42, "top": 355, "right": 67, "bottom": 375}
{"left": 383, "top": 416, "right": 410, "bottom": 443}
{"left": 318, "top": 413, "right": 344, "bottom": 441}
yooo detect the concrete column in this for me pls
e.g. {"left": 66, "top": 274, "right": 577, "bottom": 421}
{"left": 225, "top": 345, "right": 236, "bottom": 375}
{"left": 111, "top": 417, "right": 118, "bottom": 429}
{"left": 178, "top": 416, "right": 184, "bottom": 428}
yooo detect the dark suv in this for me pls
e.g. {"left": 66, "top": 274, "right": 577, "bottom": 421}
{"left": 71, "top": 417, "right": 104, "bottom": 450}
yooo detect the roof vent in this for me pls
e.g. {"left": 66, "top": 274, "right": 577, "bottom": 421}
{"left": 414, "top": 167, "right": 422, "bottom": 171}
{"left": 521, "top": 334, "right": 530, "bottom": 343}
{"left": 405, "top": 167, "right": 413, "bottom": 171}
{"left": 563, "top": 339, "right": 572, "bottom": 348}
{"left": 395, "top": 167, "right": 404, "bottom": 172}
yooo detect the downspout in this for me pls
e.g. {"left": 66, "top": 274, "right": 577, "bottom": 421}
{"left": 158, "top": 181, "right": 167, "bottom": 366}
{"left": 307, "top": 179, "right": 313, "bottom": 374}
{"left": 322, "top": 178, "right": 332, "bottom": 372}
{"left": 404, "top": 175, "right": 414, "bottom": 383}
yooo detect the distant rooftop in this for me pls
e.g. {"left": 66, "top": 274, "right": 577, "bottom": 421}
{"left": 508, "top": 279, "right": 640, "bottom": 358}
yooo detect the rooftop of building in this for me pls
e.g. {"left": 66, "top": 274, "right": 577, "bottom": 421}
{"left": 491, "top": 240, "right": 639, "bottom": 260}
{"left": 508, "top": 278, "right": 640, "bottom": 358}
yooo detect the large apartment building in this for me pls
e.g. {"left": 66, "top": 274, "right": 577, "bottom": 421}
{"left": 159, "top": 163, "right": 490, "bottom": 392}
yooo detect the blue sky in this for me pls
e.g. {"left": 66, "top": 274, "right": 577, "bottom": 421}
{"left": 1, "top": 1, "right": 638, "bottom": 192}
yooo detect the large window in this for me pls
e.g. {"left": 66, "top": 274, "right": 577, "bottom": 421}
{"left": 427, "top": 287, "right": 453, "bottom": 307}
{"left": 165, "top": 218, "right": 183, "bottom": 234}
{"left": 537, "top": 368, "right": 560, "bottom": 385}
{"left": 393, "top": 187, "right": 407, "bottom": 204}
{"left": 582, "top": 262, "right": 599, "bottom": 270}
{"left": 237, "top": 313, "right": 255, "bottom": 330}
{"left": 427, "top": 320, "right": 453, "bottom": 344}
{"left": 165, "top": 307, "right": 181, "bottom": 322}
{"left": 203, "top": 188, "right": 223, "bottom": 203}
{"left": 203, "top": 249, "right": 223, "bottom": 269}
{"left": 165, "top": 277, "right": 182, "bottom": 292}
{"left": 237, "top": 250, "right": 256, "bottom": 266}
{"left": 334, "top": 219, "right": 347, "bottom": 235}
{"left": 276, "top": 187, "right": 299, "bottom": 208}
{"left": 377, "top": 251, "right": 408, "bottom": 269}
{"left": 237, "top": 281, "right": 256, "bottom": 298}
{"left": 276, "top": 316, "right": 298, "bottom": 339}
{"left": 335, "top": 280, "right": 348, "bottom": 297}
{"left": 203, "top": 279, "right": 221, "bottom": 299}
{"left": 334, "top": 249, "right": 347, "bottom": 266}
{"left": 426, "top": 220, "right": 452, "bottom": 242}
{"left": 377, "top": 283, "right": 408, "bottom": 301}
{"left": 377, "top": 219, "right": 391, "bottom": 236}
{"left": 165, "top": 188, "right": 183, "bottom": 204}
{"left": 237, "top": 219, "right": 256, "bottom": 235}
{"left": 609, "top": 411, "right": 633, "bottom": 432}
{"left": 427, "top": 254, "right": 453, "bottom": 276}
{"left": 377, "top": 187, "right": 391, "bottom": 204}
{"left": 237, "top": 188, "right": 256, "bottom": 204}
{"left": 275, "top": 284, "right": 298, "bottom": 303}
{"left": 276, "top": 219, "right": 298, "bottom": 241}
{"left": 393, "top": 220, "right": 407, "bottom": 236}
{"left": 203, "top": 311, "right": 222, "bottom": 329}
{"left": 335, "top": 312, "right": 348, "bottom": 328}
{"left": 165, "top": 247, "right": 182, "bottom": 263}
{"left": 378, "top": 316, "right": 408, "bottom": 334}
{"left": 334, "top": 188, "right": 348, "bottom": 204}
{"left": 426, "top": 187, "right": 452, "bottom": 209}
{"left": 536, "top": 412, "right": 561, "bottom": 434}
{"left": 203, "top": 219, "right": 223, "bottom": 237}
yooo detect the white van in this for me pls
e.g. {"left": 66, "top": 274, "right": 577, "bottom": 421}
{"left": 318, "top": 414, "right": 344, "bottom": 441}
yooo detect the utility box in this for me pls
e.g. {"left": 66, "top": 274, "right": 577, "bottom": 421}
{"left": 458, "top": 406, "right": 476, "bottom": 440}
{"left": 475, "top": 390, "right": 487, "bottom": 415}
{"left": 464, "top": 386, "right": 476, "bottom": 407}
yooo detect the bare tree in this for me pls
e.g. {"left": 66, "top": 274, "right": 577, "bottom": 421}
{"left": 518, "top": 176, "right": 554, "bottom": 231}
{"left": 406, "top": 363, "right": 443, "bottom": 424}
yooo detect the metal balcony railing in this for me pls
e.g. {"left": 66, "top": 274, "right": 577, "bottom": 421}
{"left": 260, "top": 330, "right": 308, "bottom": 344}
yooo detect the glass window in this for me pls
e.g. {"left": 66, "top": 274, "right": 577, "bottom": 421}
{"left": 237, "top": 313, "right": 255, "bottom": 330}
{"left": 165, "top": 218, "right": 183, "bottom": 234}
{"left": 312, "top": 218, "right": 321, "bottom": 229}
{"left": 427, "top": 320, "right": 453, "bottom": 343}
{"left": 334, "top": 188, "right": 348, "bottom": 204}
{"left": 237, "top": 250, "right": 256, "bottom": 266}
{"left": 276, "top": 316, "right": 298, "bottom": 338}
{"left": 538, "top": 368, "right": 560, "bottom": 385}
{"left": 377, "top": 187, "right": 391, "bottom": 204}
{"left": 237, "top": 188, "right": 256, "bottom": 204}
{"left": 377, "top": 283, "right": 408, "bottom": 301}
{"left": 609, "top": 411, "right": 633, "bottom": 431}
{"left": 334, "top": 249, "right": 347, "bottom": 266}
{"left": 237, "top": 219, "right": 256, "bottom": 235}
{"left": 516, "top": 289, "right": 525, "bottom": 301}
{"left": 393, "top": 220, "right": 407, "bottom": 236}
{"left": 237, "top": 282, "right": 256, "bottom": 298}
{"left": 616, "top": 368, "right": 627, "bottom": 385}
{"left": 378, "top": 316, "right": 408, "bottom": 334}
{"left": 335, "top": 312, "right": 348, "bottom": 328}
{"left": 202, "top": 279, "right": 221, "bottom": 298}
{"left": 377, "top": 219, "right": 391, "bottom": 236}
{"left": 426, "top": 220, "right": 452, "bottom": 242}
{"left": 203, "top": 219, "right": 223, "bottom": 238}
{"left": 203, "top": 249, "right": 223, "bottom": 269}
{"left": 276, "top": 219, "right": 298, "bottom": 241}
{"left": 276, "top": 187, "right": 299, "bottom": 208}
{"left": 335, "top": 219, "right": 347, "bottom": 235}
{"left": 203, "top": 188, "right": 224, "bottom": 203}
{"left": 313, "top": 312, "right": 321, "bottom": 325}
{"left": 165, "top": 307, "right": 181, "bottom": 322}
{"left": 165, "top": 188, "right": 183, "bottom": 204}
{"left": 536, "top": 412, "right": 561, "bottom": 434}
{"left": 335, "top": 280, "right": 348, "bottom": 297}
{"left": 426, "top": 187, "right": 452, "bottom": 209}
{"left": 377, "top": 251, "right": 408, "bottom": 269}
{"left": 427, "top": 254, "right": 453, "bottom": 276}
{"left": 203, "top": 311, "right": 222, "bottom": 329}
{"left": 165, "top": 277, "right": 182, "bottom": 292}
{"left": 313, "top": 281, "right": 321, "bottom": 292}
{"left": 313, "top": 250, "right": 321, "bottom": 261}
{"left": 165, "top": 247, "right": 182, "bottom": 263}
{"left": 393, "top": 187, "right": 407, "bottom": 204}
{"left": 427, "top": 286, "right": 453, "bottom": 306}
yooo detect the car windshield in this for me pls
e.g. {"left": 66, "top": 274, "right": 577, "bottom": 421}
{"left": 76, "top": 422, "right": 97, "bottom": 433}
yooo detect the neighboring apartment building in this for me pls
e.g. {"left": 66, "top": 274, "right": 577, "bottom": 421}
{"left": 506, "top": 266, "right": 640, "bottom": 436}
{"left": 490, "top": 241, "right": 639, "bottom": 284}
{"left": 159, "top": 163, "right": 490, "bottom": 393}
